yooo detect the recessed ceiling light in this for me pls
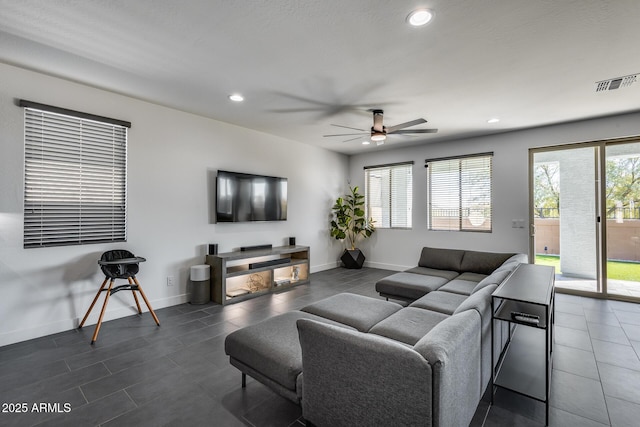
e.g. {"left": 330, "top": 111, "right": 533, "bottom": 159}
{"left": 228, "top": 94, "right": 244, "bottom": 102}
{"left": 362, "top": 140, "right": 370, "bottom": 145}
{"left": 487, "top": 118, "right": 500, "bottom": 124}
{"left": 407, "top": 9, "right": 434, "bottom": 27}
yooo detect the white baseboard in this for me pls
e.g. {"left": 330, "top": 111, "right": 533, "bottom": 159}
{"left": 310, "top": 262, "right": 340, "bottom": 273}
{"left": 0, "top": 318, "right": 79, "bottom": 348}
{"left": 0, "top": 293, "right": 189, "bottom": 347}
{"left": 312, "top": 261, "right": 407, "bottom": 272}
{"left": 1, "top": 261, "right": 403, "bottom": 347}
{"left": 362, "top": 261, "right": 408, "bottom": 272}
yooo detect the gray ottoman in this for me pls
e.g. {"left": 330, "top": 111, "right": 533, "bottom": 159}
{"left": 224, "top": 310, "right": 355, "bottom": 402}
{"left": 300, "top": 293, "right": 403, "bottom": 332}
{"left": 375, "top": 272, "right": 450, "bottom": 301}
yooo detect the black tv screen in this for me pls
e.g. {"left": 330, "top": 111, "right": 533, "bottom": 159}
{"left": 216, "top": 170, "right": 287, "bottom": 222}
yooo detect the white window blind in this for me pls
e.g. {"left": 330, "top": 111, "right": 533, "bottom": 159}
{"left": 22, "top": 102, "right": 129, "bottom": 248}
{"left": 365, "top": 162, "right": 413, "bottom": 228}
{"left": 426, "top": 153, "right": 492, "bottom": 232}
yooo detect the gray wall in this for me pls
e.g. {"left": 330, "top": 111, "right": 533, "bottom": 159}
{"left": 348, "top": 112, "right": 640, "bottom": 271}
{"left": 0, "top": 63, "right": 348, "bottom": 346}
{"left": 1, "top": 58, "right": 639, "bottom": 347}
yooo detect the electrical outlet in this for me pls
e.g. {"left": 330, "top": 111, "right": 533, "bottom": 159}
{"left": 167, "top": 276, "right": 175, "bottom": 286}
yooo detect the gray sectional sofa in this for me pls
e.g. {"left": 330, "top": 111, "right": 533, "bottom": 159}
{"left": 376, "top": 246, "right": 525, "bottom": 302}
{"left": 224, "top": 246, "right": 527, "bottom": 426}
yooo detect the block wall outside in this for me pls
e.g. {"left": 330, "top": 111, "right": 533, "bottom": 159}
{"left": 534, "top": 218, "right": 640, "bottom": 262}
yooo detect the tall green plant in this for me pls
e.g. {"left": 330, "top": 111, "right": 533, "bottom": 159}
{"left": 330, "top": 186, "right": 375, "bottom": 250}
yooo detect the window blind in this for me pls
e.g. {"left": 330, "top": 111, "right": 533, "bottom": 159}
{"left": 365, "top": 162, "right": 413, "bottom": 228}
{"left": 23, "top": 106, "right": 128, "bottom": 248}
{"left": 426, "top": 153, "right": 492, "bottom": 232}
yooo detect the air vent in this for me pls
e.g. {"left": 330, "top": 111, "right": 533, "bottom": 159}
{"left": 595, "top": 73, "right": 637, "bottom": 92}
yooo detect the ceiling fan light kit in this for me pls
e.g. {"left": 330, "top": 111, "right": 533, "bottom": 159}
{"left": 370, "top": 132, "right": 386, "bottom": 142}
{"left": 324, "top": 109, "right": 437, "bottom": 146}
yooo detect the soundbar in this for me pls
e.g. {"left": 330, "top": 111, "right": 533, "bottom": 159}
{"left": 241, "top": 244, "right": 273, "bottom": 252}
{"left": 249, "top": 258, "right": 290, "bottom": 269}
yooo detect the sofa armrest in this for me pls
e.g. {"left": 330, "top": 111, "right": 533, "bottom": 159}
{"left": 297, "top": 319, "right": 433, "bottom": 426}
{"left": 413, "top": 309, "right": 482, "bottom": 427}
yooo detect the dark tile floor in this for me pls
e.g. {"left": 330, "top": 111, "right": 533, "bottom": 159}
{"left": 1, "top": 267, "right": 640, "bottom": 426}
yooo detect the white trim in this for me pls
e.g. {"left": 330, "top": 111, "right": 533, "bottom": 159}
{"left": 0, "top": 294, "right": 188, "bottom": 347}
{"left": 362, "top": 261, "right": 408, "bottom": 271}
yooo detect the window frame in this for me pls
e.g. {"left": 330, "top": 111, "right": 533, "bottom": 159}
{"left": 425, "top": 152, "right": 493, "bottom": 232}
{"left": 21, "top": 100, "right": 131, "bottom": 248}
{"left": 364, "top": 161, "right": 414, "bottom": 229}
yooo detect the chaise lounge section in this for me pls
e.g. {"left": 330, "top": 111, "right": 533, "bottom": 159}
{"left": 375, "top": 246, "right": 526, "bottom": 302}
{"left": 224, "top": 246, "right": 527, "bottom": 426}
{"left": 224, "top": 295, "right": 402, "bottom": 403}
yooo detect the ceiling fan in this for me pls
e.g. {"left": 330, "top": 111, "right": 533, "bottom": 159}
{"left": 323, "top": 109, "right": 438, "bottom": 145}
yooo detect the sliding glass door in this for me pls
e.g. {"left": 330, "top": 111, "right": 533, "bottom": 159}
{"left": 531, "top": 138, "right": 640, "bottom": 300}
{"left": 605, "top": 142, "right": 640, "bottom": 299}
{"left": 532, "top": 146, "right": 600, "bottom": 293}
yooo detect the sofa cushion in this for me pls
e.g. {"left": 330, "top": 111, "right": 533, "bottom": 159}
{"left": 460, "top": 250, "right": 515, "bottom": 275}
{"left": 409, "top": 291, "right": 468, "bottom": 315}
{"left": 507, "top": 253, "right": 529, "bottom": 264}
{"left": 300, "top": 293, "right": 402, "bottom": 332}
{"left": 471, "top": 269, "right": 512, "bottom": 294}
{"left": 493, "top": 254, "right": 527, "bottom": 273}
{"left": 375, "top": 272, "right": 450, "bottom": 301}
{"left": 369, "top": 307, "right": 449, "bottom": 346}
{"left": 412, "top": 310, "right": 482, "bottom": 427}
{"left": 453, "top": 285, "right": 499, "bottom": 390}
{"left": 225, "top": 311, "right": 355, "bottom": 392}
{"left": 456, "top": 272, "right": 488, "bottom": 282}
{"left": 493, "top": 261, "right": 519, "bottom": 274}
{"left": 454, "top": 285, "right": 497, "bottom": 317}
{"left": 438, "top": 279, "right": 479, "bottom": 296}
{"left": 418, "top": 246, "right": 466, "bottom": 272}
{"left": 404, "top": 267, "right": 460, "bottom": 281}
{"left": 297, "top": 318, "right": 433, "bottom": 427}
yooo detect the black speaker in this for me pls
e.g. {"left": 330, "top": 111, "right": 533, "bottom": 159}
{"left": 240, "top": 244, "right": 272, "bottom": 251}
{"left": 208, "top": 244, "right": 218, "bottom": 255}
{"left": 289, "top": 237, "right": 296, "bottom": 246}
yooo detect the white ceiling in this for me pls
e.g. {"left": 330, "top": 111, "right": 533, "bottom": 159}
{"left": 1, "top": 0, "right": 639, "bottom": 155}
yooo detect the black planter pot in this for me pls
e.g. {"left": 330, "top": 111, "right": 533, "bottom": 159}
{"left": 341, "top": 248, "right": 365, "bottom": 269}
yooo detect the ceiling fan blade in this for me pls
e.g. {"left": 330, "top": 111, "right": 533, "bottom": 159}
{"left": 389, "top": 128, "right": 438, "bottom": 134}
{"left": 331, "top": 124, "right": 368, "bottom": 131}
{"left": 342, "top": 136, "right": 365, "bottom": 143}
{"left": 386, "top": 118, "right": 427, "bottom": 133}
{"left": 323, "top": 132, "right": 368, "bottom": 137}
{"left": 268, "top": 107, "right": 330, "bottom": 113}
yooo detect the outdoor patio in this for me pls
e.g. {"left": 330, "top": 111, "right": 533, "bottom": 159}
{"left": 554, "top": 274, "right": 640, "bottom": 299}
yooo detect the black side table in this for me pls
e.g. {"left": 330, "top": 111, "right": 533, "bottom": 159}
{"left": 491, "top": 263, "right": 555, "bottom": 426}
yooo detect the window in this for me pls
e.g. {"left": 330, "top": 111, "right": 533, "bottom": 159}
{"left": 365, "top": 162, "right": 413, "bottom": 228}
{"left": 21, "top": 100, "right": 130, "bottom": 248}
{"left": 426, "top": 153, "right": 492, "bottom": 232}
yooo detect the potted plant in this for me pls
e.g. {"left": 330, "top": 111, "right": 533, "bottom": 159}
{"left": 330, "top": 186, "right": 375, "bottom": 269}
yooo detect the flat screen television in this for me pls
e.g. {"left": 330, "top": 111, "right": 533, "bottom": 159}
{"left": 216, "top": 170, "right": 287, "bottom": 222}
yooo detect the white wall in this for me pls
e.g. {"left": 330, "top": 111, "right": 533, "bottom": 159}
{"left": 0, "top": 63, "right": 348, "bottom": 346}
{"left": 349, "top": 112, "right": 640, "bottom": 271}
